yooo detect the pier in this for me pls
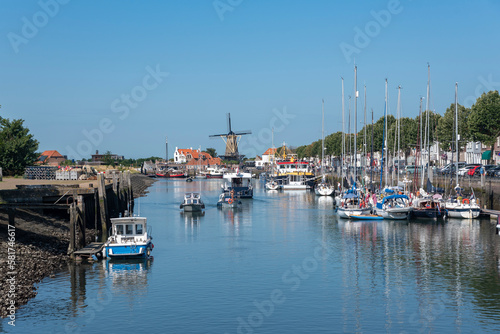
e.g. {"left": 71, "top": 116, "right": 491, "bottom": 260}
{"left": 0, "top": 171, "right": 135, "bottom": 257}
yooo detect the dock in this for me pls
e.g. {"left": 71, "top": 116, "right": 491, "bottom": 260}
{"left": 73, "top": 242, "right": 105, "bottom": 260}
{"left": 0, "top": 171, "right": 135, "bottom": 258}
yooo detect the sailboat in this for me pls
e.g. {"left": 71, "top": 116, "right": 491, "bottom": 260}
{"left": 443, "top": 83, "right": 480, "bottom": 219}
{"left": 315, "top": 99, "right": 335, "bottom": 196}
{"left": 373, "top": 84, "right": 412, "bottom": 219}
{"left": 337, "top": 66, "right": 371, "bottom": 218}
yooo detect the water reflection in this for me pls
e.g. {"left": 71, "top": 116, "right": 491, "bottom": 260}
{"left": 332, "top": 216, "right": 500, "bottom": 332}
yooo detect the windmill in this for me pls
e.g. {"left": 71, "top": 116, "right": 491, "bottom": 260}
{"left": 209, "top": 113, "right": 252, "bottom": 161}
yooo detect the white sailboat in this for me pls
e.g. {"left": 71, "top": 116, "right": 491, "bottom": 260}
{"left": 444, "top": 83, "right": 480, "bottom": 219}
{"left": 337, "top": 66, "right": 371, "bottom": 218}
{"left": 315, "top": 99, "right": 334, "bottom": 196}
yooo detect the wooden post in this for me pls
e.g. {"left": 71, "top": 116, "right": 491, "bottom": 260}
{"left": 0, "top": 167, "right": 3, "bottom": 181}
{"left": 127, "top": 171, "right": 134, "bottom": 214}
{"left": 94, "top": 188, "right": 99, "bottom": 237}
{"left": 97, "top": 173, "right": 109, "bottom": 241}
{"left": 68, "top": 203, "right": 76, "bottom": 256}
{"left": 77, "top": 195, "right": 86, "bottom": 249}
{"left": 7, "top": 208, "right": 15, "bottom": 228}
{"left": 119, "top": 171, "right": 125, "bottom": 217}
{"left": 112, "top": 172, "right": 119, "bottom": 218}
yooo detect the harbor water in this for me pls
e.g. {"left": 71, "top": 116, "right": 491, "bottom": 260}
{"left": 2, "top": 179, "right": 500, "bottom": 333}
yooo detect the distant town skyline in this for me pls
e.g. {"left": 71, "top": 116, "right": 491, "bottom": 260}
{"left": 1, "top": 0, "right": 499, "bottom": 159}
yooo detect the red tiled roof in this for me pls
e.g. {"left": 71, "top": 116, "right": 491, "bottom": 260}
{"left": 39, "top": 150, "right": 64, "bottom": 159}
{"left": 178, "top": 149, "right": 221, "bottom": 165}
{"left": 263, "top": 148, "right": 277, "bottom": 156}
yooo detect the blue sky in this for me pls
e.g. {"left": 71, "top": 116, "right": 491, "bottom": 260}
{"left": 1, "top": 0, "right": 499, "bottom": 160}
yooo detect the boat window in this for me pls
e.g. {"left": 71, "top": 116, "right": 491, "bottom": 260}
{"left": 126, "top": 224, "right": 134, "bottom": 235}
{"left": 116, "top": 224, "right": 124, "bottom": 235}
{"left": 136, "top": 224, "right": 143, "bottom": 235}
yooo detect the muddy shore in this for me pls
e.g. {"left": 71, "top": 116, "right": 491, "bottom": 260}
{"left": 0, "top": 174, "right": 156, "bottom": 318}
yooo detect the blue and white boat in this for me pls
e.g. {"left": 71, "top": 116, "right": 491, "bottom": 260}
{"left": 373, "top": 194, "right": 413, "bottom": 220}
{"left": 337, "top": 189, "right": 371, "bottom": 219}
{"left": 104, "top": 217, "right": 154, "bottom": 259}
{"left": 222, "top": 171, "right": 253, "bottom": 198}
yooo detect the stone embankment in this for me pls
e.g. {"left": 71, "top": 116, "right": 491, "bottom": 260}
{"left": 0, "top": 173, "right": 156, "bottom": 318}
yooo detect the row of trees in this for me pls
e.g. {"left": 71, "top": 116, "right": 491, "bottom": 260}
{"left": 295, "top": 91, "right": 500, "bottom": 164}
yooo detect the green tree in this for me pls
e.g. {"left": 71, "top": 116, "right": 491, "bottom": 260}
{"left": 468, "top": 91, "right": 500, "bottom": 163}
{"left": 102, "top": 150, "right": 115, "bottom": 166}
{"left": 437, "top": 103, "right": 471, "bottom": 161}
{"left": 0, "top": 117, "right": 39, "bottom": 176}
{"left": 203, "top": 148, "right": 217, "bottom": 158}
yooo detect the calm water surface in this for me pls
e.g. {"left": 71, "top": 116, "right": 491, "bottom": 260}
{"left": 2, "top": 179, "right": 500, "bottom": 333}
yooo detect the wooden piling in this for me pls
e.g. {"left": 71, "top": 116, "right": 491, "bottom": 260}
{"left": 7, "top": 208, "right": 15, "bottom": 227}
{"left": 77, "top": 195, "right": 86, "bottom": 249}
{"left": 68, "top": 203, "right": 76, "bottom": 256}
{"left": 0, "top": 167, "right": 3, "bottom": 181}
{"left": 97, "top": 173, "right": 109, "bottom": 241}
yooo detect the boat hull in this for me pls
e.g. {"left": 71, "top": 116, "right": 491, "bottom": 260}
{"left": 315, "top": 186, "right": 334, "bottom": 196}
{"left": 411, "top": 209, "right": 444, "bottom": 219}
{"left": 182, "top": 204, "right": 204, "bottom": 212}
{"left": 206, "top": 174, "right": 223, "bottom": 179}
{"left": 337, "top": 207, "right": 372, "bottom": 219}
{"left": 105, "top": 242, "right": 152, "bottom": 259}
{"left": 445, "top": 207, "right": 480, "bottom": 219}
{"left": 350, "top": 214, "right": 383, "bottom": 220}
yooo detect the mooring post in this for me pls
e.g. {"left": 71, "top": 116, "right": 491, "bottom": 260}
{"left": 119, "top": 171, "right": 125, "bottom": 216}
{"left": 112, "top": 172, "right": 119, "bottom": 218}
{"left": 7, "top": 208, "right": 15, "bottom": 228}
{"left": 68, "top": 203, "right": 76, "bottom": 256}
{"left": 97, "top": 173, "right": 109, "bottom": 241}
{"left": 77, "top": 195, "right": 86, "bottom": 249}
{"left": 127, "top": 171, "right": 134, "bottom": 216}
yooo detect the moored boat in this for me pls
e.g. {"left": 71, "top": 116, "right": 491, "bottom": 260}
{"left": 374, "top": 194, "right": 412, "bottom": 220}
{"left": 104, "top": 217, "right": 154, "bottom": 259}
{"left": 350, "top": 214, "right": 383, "bottom": 220}
{"left": 337, "top": 190, "right": 372, "bottom": 219}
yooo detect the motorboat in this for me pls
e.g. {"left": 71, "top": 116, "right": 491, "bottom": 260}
{"left": 217, "top": 191, "right": 241, "bottom": 208}
{"left": 206, "top": 167, "right": 224, "bottom": 179}
{"left": 222, "top": 171, "right": 253, "bottom": 198}
{"left": 180, "top": 192, "right": 205, "bottom": 212}
{"left": 104, "top": 217, "right": 154, "bottom": 259}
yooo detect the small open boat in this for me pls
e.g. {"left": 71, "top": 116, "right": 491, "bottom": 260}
{"left": 217, "top": 191, "right": 241, "bottom": 208}
{"left": 350, "top": 214, "right": 383, "bottom": 220}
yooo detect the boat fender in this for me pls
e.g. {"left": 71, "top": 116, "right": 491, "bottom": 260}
{"left": 462, "top": 198, "right": 470, "bottom": 204}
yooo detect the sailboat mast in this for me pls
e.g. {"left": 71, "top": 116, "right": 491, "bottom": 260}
{"left": 321, "top": 99, "right": 325, "bottom": 174}
{"left": 354, "top": 65, "right": 358, "bottom": 184}
{"left": 384, "top": 78, "right": 388, "bottom": 187}
{"left": 426, "top": 64, "right": 431, "bottom": 176}
{"left": 364, "top": 85, "right": 367, "bottom": 181}
{"left": 341, "top": 77, "right": 345, "bottom": 191}
{"left": 420, "top": 97, "right": 424, "bottom": 189}
{"left": 455, "top": 82, "right": 459, "bottom": 188}
{"left": 380, "top": 79, "right": 387, "bottom": 190}
{"left": 397, "top": 85, "right": 401, "bottom": 186}
{"left": 348, "top": 96, "right": 351, "bottom": 179}
{"left": 371, "top": 108, "right": 374, "bottom": 192}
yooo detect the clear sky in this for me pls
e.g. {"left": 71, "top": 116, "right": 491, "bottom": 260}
{"left": 1, "top": 0, "right": 499, "bottom": 160}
